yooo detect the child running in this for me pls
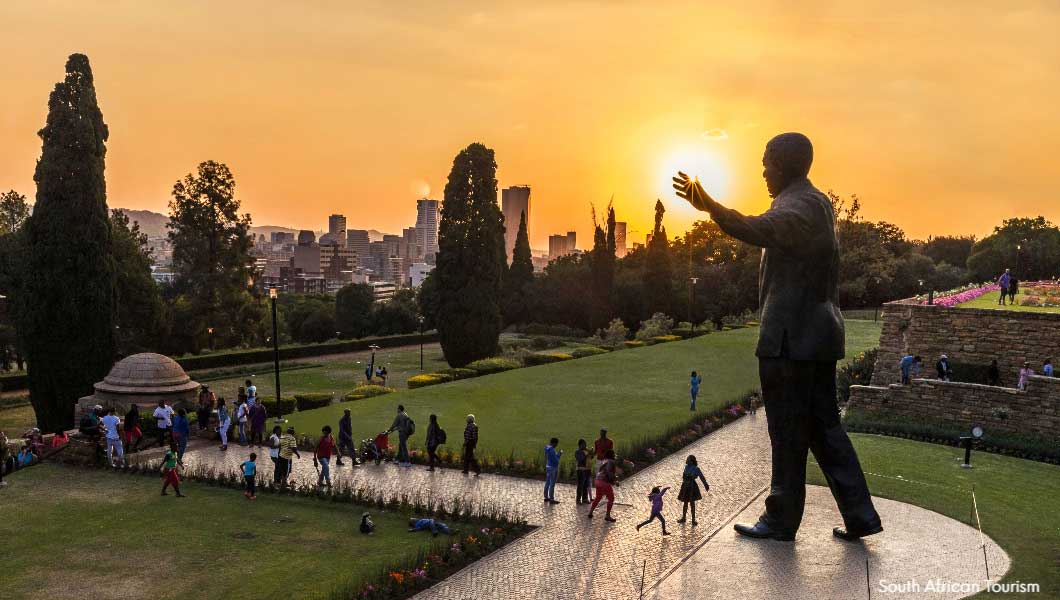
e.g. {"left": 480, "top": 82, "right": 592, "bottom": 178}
{"left": 242, "top": 452, "right": 258, "bottom": 500}
{"left": 160, "top": 446, "right": 185, "bottom": 498}
{"left": 636, "top": 486, "right": 671, "bottom": 535}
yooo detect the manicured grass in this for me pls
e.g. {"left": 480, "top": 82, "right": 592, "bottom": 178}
{"left": 287, "top": 321, "right": 882, "bottom": 464}
{"left": 0, "top": 464, "right": 449, "bottom": 600}
{"left": 0, "top": 402, "right": 36, "bottom": 435}
{"left": 809, "top": 434, "right": 1060, "bottom": 598}
{"left": 957, "top": 290, "right": 1060, "bottom": 313}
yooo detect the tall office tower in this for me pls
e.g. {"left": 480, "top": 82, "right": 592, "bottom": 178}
{"left": 415, "top": 198, "right": 440, "bottom": 260}
{"left": 297, "top": 230, "right": 316, "bottom": 246}
{"left": 614, "top": 221, "right": 628, "bottom": 257}
{"left": 346, "top": 229, "right": 370, "bottom": 264}
{"left": 548, "top": 231, "right": 577, "bottom": 261}
{"left": 501, "top": 185, "right": 531, "bottom": 262}
{"left": 327, "top": 214, "right": 347, "bottom": 246}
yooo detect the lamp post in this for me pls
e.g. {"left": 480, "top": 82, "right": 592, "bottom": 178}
{"left": 368, "top": 344, "right": 381, "bottom": 382}
{"left": 207, "top": 326, "right": 214, "bottom": 351}
{"left": 688, "top": 277, "right": 699, "bottom": 333}
{"left": 418, "top": 315, "right": 425, "bottom": 371}
{"left": 269, "top": 288, "right": 281, "bottom": 407}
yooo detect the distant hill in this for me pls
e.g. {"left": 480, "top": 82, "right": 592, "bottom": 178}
{"left": 113, "top": 208, "right": 388, "bottom": 241}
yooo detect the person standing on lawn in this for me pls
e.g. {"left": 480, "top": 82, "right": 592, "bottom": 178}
{"left": 123, "top": 405, "right": 143, "bottom": 453}
{"left": 677, "top": 455, "right": 711, "bottom": 526}
{"left": 245, "top": 379, "right": 257, "bottom": 407}
{"left": 242, "top": 452, "right": 258, "bottom": 500}
{"left": 587, "top": 448, "right": 618, "bottom": 522}
{"left": 462, "top": 414, "right": 480, "bottom": 475}
{"left": 1008, "top": 276, "right": 1019, "bottom": 304}
{"left": 574, "top": 439, "right": 592, "bottom": 504}
{"left": 216, "top": 398, "right": 231, "bottom": 451}
{"left": 315, "top": 425, "right": 336, "bottom": 488}
{"left": 337, "top": 409, "right": 355, "bottom": 466}
{"left": 386, "top": 404, "right": 414, "bottom": 467}
{"left": 636, "top": 486, "right": 671, "bottom": 535}
{"left": 278, "top": 427, "right": 300, "bottom": 487}
{"left": 172, "top": 408, "right": 191, "bottom": 466}
{"left": 269, "top": 425, "right": 283, "bottom": 483}
{"left": 544, "top": 437, "right": 562, "bottom": 504}
{"left": 152, "top": 399, "right": 173, "bottom": 449}
{"left": 249, "top": 401, "right": 267, "bottom": 447}
{"left": 997, "top": 269, "right": 1011, "bottom": 305}
{"left": 236, "top": 399, "right": 249, "bottom": 446}
{"left": 160, "top": 446, "right": 185, "bottom": 497}
{"left": 100, "top": 407, "right": 124, "bottom": 468}
{"left": 425, "top": 414, "right": 443, "bottom": 472}
{"left": 689, "top": 370, "right": 703, "bottom": 411}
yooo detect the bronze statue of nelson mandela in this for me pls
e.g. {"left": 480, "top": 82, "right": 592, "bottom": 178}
{"left": 673, "top": 133, "right": 882, "bottom": 541}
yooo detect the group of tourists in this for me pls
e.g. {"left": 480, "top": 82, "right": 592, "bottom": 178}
{"left": 900, "top": 353, "right": 1054, "bottom": 389}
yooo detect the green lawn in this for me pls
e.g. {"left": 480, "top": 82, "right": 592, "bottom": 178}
{"left": 0, "top": 402, "right": 35, "bottom": 435}
{"left": 287, "top": 321, "right": 882, "bottom": 464}
{"left": 957, "top": 290, "right": 1060, "bottom": 313}
{"left": 809, "top": 434, "right": 1060, "bottom": 598}
{"left": 0, "top": 464, "right": 452, "bottom": 600}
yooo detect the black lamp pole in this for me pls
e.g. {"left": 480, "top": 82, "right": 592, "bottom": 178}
{"left": 270, "top": 288, "right": 280, "bottom": 404}
{"left": 418, "top": 316, "right": 425, "bottom": 371}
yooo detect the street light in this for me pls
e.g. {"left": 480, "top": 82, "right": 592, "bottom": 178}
{"left": 418, "top": 315, "right": 425, "bottom": 371}
{"left": 688, "top": 277, "right": 699, "bottom": 333}
{"left": 207, "top": 326, "right": 215, "bottom": 350}
{"left": 269, "top": 288, "right": 281, "bottom": 408}
{"left": 368, "top": 344, "right": 381, "bottom": 383}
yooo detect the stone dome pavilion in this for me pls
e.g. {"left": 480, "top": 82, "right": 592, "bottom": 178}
{"left": 76, "top": 353, "right": 201, "bottom": 419}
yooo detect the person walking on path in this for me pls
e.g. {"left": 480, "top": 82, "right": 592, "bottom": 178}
{"left": 544, "top": 438, "right": 562, "bottom": 504}
{"left": 101, "top": 408, "right": 124, "bottom": 468}
{"left": 677, "top": 455, "right": 711, "bottom": 526}
{"left": 1018, "top": 361, "right": 1034, "bottom": 391}
{"left": 160, "top": 447, "right": 185, "bottom": 497}
{"left": 123, "top": 405, "right": 143, "bottom": 454}
{"left": 216, "top": 399, "right": 231, "bottom": 451}
{"left": 574, "top": 439, "right": 593, "bottom": 504}
{"left": 636, "top": 486, "right": 672, "bottom": 535}
{"left": 152, "top": 399, "right": 174, "bottom": 449}
{"left": 997, "top": 269, "right": 1011, "bottom": 305}
{"left": 899, "top": 354, "right": 921, "bottom": 385}
{"left": 269, "top": 425, "right": 283, "bottom": 483}
{"left": 689, "top": 371, "right": 703, "bottom": 411}
{"left": 242, "top": 452, "right": 257, "bottom": 500}
{"left": 315, "top": 425, "right": 337, "bottom": 488}
{"left": 236, "top": 400, "right": 250, "bottom": 446}
{"left": 1008, "top": 277, "right": 1019, "bottom": 304}
{"left": 425, "top": 414, "right": 444, "bottom": 472}
{"left": 196, "top": 385, "right": 215, "bottom": 432}
{"left": 172, "top": 408, "right": 191, "bottom": 466}
{"left": 935, "top": 354, "right": 951, "bottom": 381}
{"left": 588, "top": 449, "right": 618, "bottom": 522}
{"left": 278, "top": 427, "right": 300, "bottom": 487}
{"left": 593, "top": 428, "right": 613, "bottom": 475}
{"left": 386, "top": 405, "right": 414, "bottom": 467}
{"left": 249, "top": 401, "right": 267, "bottom": 447}
{"left": 1044, "top": 359, "right": 1054, "bottom": 377}
{"left": 244, "top": 379, "right": 257, "bottom": 407}
{"left": 337, "top": 409, "right": 356, "bottom": 466}
{"left": 462, "top": 415, "right": 480, "bottom": 476}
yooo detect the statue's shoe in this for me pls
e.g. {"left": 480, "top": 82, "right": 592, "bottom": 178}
{"left": 832, "top": 524, "right": 883, "bottom": 541}
{"left": 734, "top": 521, "right": 795, "bottom": 541}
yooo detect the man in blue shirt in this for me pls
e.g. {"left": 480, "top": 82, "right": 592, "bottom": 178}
{"left": 997, "top": 269, "right": 1011, "bottom": 305}
{"left": 544, "top": 437, "right": 562, "bottom": 504}
{"left": 1044, "top": 359, "right": 1054, "bottom": 377}
{"left": 899, "top": 354, "right": 922, "bottom": 384}
{"left": 408, "top": 518, "right": 451, "bottom": 536}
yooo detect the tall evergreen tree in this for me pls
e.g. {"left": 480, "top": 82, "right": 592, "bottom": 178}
{"left": 589, "top": 205, "right": 617, "bottom": 330}
{"left": 0, "top": 191, "right": 31, "bottom": 235}
{"left": 503, "top": 210, "right": 534, "bottom": 326}
{"left": 645, "top": 199, "right": 672, "bottom": 314}
{"left": 166, "top": 161, "right": 265, "bottom": 354}
{"left": 18, "top": 54, "right": 116, "bottom": 431}
{"left": 436, "top": 143, "right": 506, "bottom": 366}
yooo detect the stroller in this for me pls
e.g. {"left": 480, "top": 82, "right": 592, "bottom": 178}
{"left": 361, "top": 432, "right": 390, "bottom": 465}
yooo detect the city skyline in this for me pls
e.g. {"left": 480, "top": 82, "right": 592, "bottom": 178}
{"left": 2, "top": 2, "right": 1059, "bottom": 248}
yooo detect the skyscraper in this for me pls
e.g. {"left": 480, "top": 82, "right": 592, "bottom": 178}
{"left": 328, "top": 214, "right": 347, "bottom": 246}
{"left": 501, "top": 185, "right": 531, "bottom": 262}
{"left": 346, "top": 229, "right": 370, "bottom": 266}
{"left": 548, "top": 231, "right": 577, "bottom": 261}
{"left": 415, "top": 198, "right": 440, "bottom": 261}
{"left": 614, "top": 221, "right": 628, "bottom": 257}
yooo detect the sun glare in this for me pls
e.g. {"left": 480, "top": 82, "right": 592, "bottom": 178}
{"left": 655, "top": 143, "right": 730, "bottom": 211}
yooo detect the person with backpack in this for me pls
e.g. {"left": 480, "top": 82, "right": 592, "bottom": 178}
{"left": 425, "top": 414, "right": 445, "bottom": 471}
{"left": 386, "top": 404, "right": 415, "bottom": 467}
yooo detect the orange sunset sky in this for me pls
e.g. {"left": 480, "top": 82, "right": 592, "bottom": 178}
{"left": 1, "top": 1, "right": 1058, "bottom": 249}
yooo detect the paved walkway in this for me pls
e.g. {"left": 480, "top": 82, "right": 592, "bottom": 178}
{"left": 180, "top": 412, "right": 1009, "bottom": 600}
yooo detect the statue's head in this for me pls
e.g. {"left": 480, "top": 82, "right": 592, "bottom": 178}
{"left": 763, "top": 133, "right": 813, "bottom": 198}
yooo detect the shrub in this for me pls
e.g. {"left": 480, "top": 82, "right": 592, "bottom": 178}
{"left": 466, "top": 357, "right": 521, "bottom": 374}
{"left": 623, "top": 340, "right": 646, "bottom": 348}
{"left": 569, "top": 346, "right": 609, "bottom": 358}
{"left": 257, "top": 396, "right": 296, "bottom": 415}
{"left": 529, "top": 335, "right": 566, "bottom": 350}
{"left": 407, "top": 373, "right": 453, "bottom": 389}
{"left": 293, "top": 393, "right": 333, "bottom": 411}
{"left": 524, "top": 352, "right": 574, "bottom": 366}
{"left": 588, "top": 318, "right": 630, "bottom": 350}
{"left": 837, "top": 348, "right": 878, "bottom": 403}
{"left": 441, "top": 367, "right": 477, "bottom": 380}
{"left": 651, "top": 335, "right": 683, "bottom": 343}
{"left": 516, "top": 323, "right": 588, "bottom": 338}
{"left": 342, "top": 384, "right": 396, "bottom": 400}
{"left": 635, "top": 312, "right": 675, "bottom": 340}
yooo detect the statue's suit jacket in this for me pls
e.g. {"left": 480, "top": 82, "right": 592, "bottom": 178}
{"left": 705, "top": 177, "right": 845, "bottom": 362}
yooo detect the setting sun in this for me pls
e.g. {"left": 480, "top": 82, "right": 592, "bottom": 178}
{"left": 654, "top": 142, "right": 730, "bottom": 216}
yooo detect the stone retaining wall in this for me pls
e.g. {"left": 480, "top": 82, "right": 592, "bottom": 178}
{"left": 849, "top": 375, "right": 1060, "bottom": 441}
{"left": 871, "top": 302, "right": 1060, "bottom": 386}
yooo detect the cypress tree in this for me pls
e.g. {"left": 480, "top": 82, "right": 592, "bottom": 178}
{"left": 19, "top": 54, "right": 116, "bottom": 431}
{"left": 645, "top": 199, "right": 673, "bottom": 315}
{"left": 503, "top": 210, "right": 534, "bottom": 326}
{"left": 436, "top": 143, "right": 506, "bottom": 367}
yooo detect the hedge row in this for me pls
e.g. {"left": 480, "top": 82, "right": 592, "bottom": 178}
{"left": 342, "top": 385, "right": 396, "bottom": 401}
{"left": 0, "top": 372, "right": 28, "bottom": 392}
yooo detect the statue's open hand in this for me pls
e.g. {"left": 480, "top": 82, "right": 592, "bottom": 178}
{"left": 672, "top": 172, "right": 713, "bottom": 213}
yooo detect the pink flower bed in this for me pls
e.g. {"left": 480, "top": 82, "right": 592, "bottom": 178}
{"left": 922, "top": 284, "right": 999, "bottom": 307}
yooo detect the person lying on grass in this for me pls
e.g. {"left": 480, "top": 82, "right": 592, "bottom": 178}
{"left": 407, "top": 518, "right": 456, "bottom": 537}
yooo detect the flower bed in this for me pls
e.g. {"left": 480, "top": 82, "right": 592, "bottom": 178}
{"left": 920, "top": 283, "right": 998, "bottom": 307}
{"left": 1017, "top": 281, "right": 1060, "bottom": 307}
